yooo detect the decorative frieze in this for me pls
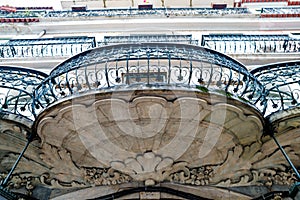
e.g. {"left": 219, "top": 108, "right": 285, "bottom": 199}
{"left": 166, "top": 165, "right": 213, "bottom": 186}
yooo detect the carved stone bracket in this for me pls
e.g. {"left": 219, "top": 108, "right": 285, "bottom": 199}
{"left": 40, "top": 143, "right": 132, "bottom": 187}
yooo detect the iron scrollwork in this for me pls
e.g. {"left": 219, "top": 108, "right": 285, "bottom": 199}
{"left": 251, "top": 61, "right": 300, "bottom": 116}
{"left": 33, "top": 43, "right": 266, "bottom": 115}
{"left": 98, "top": 34, "right": 199, "bottom": 46}
{"left": 202, "top": 34, "right": 300, "bottom": 54}
{"left": 42, "top": 8, "right": 249, "bottom": 18}
{"left": 0, "top": 37, "right": 96, "bottom": 58}
{"left": 0, "top": 66, "right": 48, "bottom": 120}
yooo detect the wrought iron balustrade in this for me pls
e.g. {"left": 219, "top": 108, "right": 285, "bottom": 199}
{"left": 261, "top": 7, "right": 300, "bottom": 15}
{"left": 8, "top": 7, "right": 249, "bottom": 19}
{"left": 0, "top": 10, "right": 39, "bottom": 18}
{"left": 98, "top": 34, "right": 198, "bottom": 46}
{"left": 0, "top": 36, "right": 96, "bottom": 58}
{"left": 0, "top": 66, "right": 48, "bottom": 120}
{"left": 160, "top": 7, "right": 249, "bottom": 17}
{"left": 33, "top": 43, "right": 266, "bottom": 115}
{"left": 202, "top": 34, "right": 300, "bottom": 54}
{"left": 15, "top": 7, "right": 54, "bottom": 10}
{"left": 251, "top": 61, "right": 300, "bottom": 116}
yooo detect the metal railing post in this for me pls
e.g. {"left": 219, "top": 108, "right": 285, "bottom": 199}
{"left": 270, "top": 132, "right": 300, "bottom": 199}
{"left": 271, "top": 134, "right": 300, "bottom": 180}
{"left": 0, "top": 139, "right": 32, "bottom": 187}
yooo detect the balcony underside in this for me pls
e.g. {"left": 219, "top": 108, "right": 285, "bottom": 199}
{"left": 0, "top": 81, "right": 299, "bottom": 199}
{"left": 35, "top": 88, "right": 265, "bottom": 179}
{"left": 12, "top": 87, "right": 292, "bottom": 198}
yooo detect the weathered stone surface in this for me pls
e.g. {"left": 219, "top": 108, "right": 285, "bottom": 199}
{"left": 1, "top": 89, "right": 300, "bottom": 199}
{"left": 35, "top": 89, "right": 267, "bottom": 186}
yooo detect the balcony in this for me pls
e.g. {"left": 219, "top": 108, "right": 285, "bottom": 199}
{"left": 1, "top": 43, "right": 300, "bottom": 199}
{"left": 252, "top": 60, "right": 300, "bottom": 142}
{"left": 17, "top": 43, "right": 269, "bottom": 198}
{"left": 0, "top": 66, "right": 48, "bottom": 200}
{"left": 251, "top": 61, "right": 300, "bottom": 200}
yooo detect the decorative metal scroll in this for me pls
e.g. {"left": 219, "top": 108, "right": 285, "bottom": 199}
{"left": 202, "top": 34, "right": 300, "bottom": 54}
{"left": 33, "top": 43, "right": 266, "bottom": 115}
{"left": 98, "top": 34, "right": 199, "bottom": 46}
{"left": 251, "top": 61, "right": 300, "bottom": 116}
{"left": 0, "top": 37, "right": 96, "bottom": 58}
{"left": 0, "top": 66, "right": 48, "bottom": 120}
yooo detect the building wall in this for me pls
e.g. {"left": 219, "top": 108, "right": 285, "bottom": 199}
{"left": 0, "top": 0, "right": 63, "bottom": 10}
{"left": 2, "top": 0, "right": 236, "bottom": 10}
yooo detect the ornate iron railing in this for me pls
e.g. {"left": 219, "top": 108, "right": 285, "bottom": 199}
{"left": 15, "top": 7, "right": 54, "bottom": 10}
{"left": 43, "top": 7, "right": 249, "bottom": 18}
{"left": 98, "top": 34, "right": 199, "bottom": 46}
{"left": 251, "top": 60, "right": 300, "bottom": 116}
{"left": 33, "top": 43, "right": 266, "bottom": 115}
{"left": 202, "top": 34, "right": 300, "bottom": 54}
{"left": 261, "top": 7, "right": 300, "bottom": 15}
{"left": 0, "top": 10, "right": 38, "bottom": 18}
{"left": 0, "top": 7, "right": 250, "bottom": 19}
{"left": 0, "top": 37, "right": 96, "bottom": 58}
{"left": 5, "top": 44, "right": 300, "bottom": 118}
{"left": 0, "top": 66, "right": 48, "bottom": 120}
